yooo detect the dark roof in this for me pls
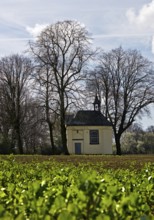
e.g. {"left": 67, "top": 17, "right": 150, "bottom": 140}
{"left": 67, "top": 110, "right": 112, "bottom": 126}
{"left": 65, "top": 114, "right": 74, "bottom": 124}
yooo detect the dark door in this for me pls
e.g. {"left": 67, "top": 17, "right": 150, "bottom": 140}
{"left": 75, "top": 143, "right": 81, "bottom": 154}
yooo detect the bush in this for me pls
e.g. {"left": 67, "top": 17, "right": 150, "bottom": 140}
{"left": 0, "top": 140, "right": 12, "bottom": 154}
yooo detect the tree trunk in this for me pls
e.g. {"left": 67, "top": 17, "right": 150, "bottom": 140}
{"left": 17, "top": 133, "right": 23, "bottom": 154}
{"left": 47, "top": 120, "right": 55, "bottom": 154}
{"left": 60, "top": 93, "right": 69, "bottom": 155}
{"left": 16, "top": 125, "right": 23, "bottom": 154}
{"left": 61, "top": 118, "right": 69, "bottom": 155}
{"left": 60, "top": 105, "right": 69, "bottom": 155}
{"left": 115, "top": 134, "right": 122, "bottom": 155}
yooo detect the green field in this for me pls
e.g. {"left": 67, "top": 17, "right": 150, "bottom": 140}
{"left": 0, "top": 155, "right": 154, "bottom": 219}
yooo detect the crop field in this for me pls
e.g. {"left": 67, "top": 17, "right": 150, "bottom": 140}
{"left": 0, "top": 155, "right": 154, "bottom": 219}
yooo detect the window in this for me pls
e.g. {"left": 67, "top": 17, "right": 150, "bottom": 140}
{"left": 90, "top": 130, "right": 99, "bottom": 144}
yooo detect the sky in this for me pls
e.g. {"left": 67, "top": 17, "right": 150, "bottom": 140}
{"left": 0, "top": 0, "right": 154, "bottom": 129}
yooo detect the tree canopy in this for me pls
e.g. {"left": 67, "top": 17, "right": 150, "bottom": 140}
{"left": 0, "top": 21, "right": 154, "bottom": 155}
{"left": 29, "top": 20, "right": 94, "bottom": 154}
{"left": 87, "top": 47, "right": 154, "bottom": 155}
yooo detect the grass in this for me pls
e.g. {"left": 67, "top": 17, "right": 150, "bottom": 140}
{"left": 1, "top": 154, "right": 154, "bottom": 170}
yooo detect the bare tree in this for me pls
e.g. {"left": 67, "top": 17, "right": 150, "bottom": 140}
{"left": 22, "top": 98, "right": 48, "bottom": 154}
{"left": 29, "top": 20, "right": 94, "bottom": 154}
{"left": 87, "top": 47, "right": 154, "bottom": 155}
{"left": 0, "top": 54, "right": 33, "bottom": 154}
{"left": 146, "top": 125, "right": 154, "bottom": 133}
{"left": 33, "top": 64, "right": 58, "bottom": 154}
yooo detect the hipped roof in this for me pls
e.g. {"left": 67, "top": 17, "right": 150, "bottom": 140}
{"left": 67, "top": 110, "right": 112, "bottom": 126}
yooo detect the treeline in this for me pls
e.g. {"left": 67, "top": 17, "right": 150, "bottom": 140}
{"left": 0, "top": 21, "right": 94, "bottom": 155}
{"left": 121, "top": 125, "right": 154, "bottom": 154}
{"left": 0, "top": 20, "right": 154, "bottom": 155}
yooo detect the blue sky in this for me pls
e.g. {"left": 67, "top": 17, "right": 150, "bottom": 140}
{"left": 0, "top": 0, "right": 154, "bottom": 129}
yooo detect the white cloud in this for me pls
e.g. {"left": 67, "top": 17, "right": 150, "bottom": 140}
{"left": 127, "top": 1, "right": 154, "bottom": 31}
{"left": 126, "top": 0, "right": 154, "bottom": 54}
{"left": 26, "top": 23, "right": 49, "bottom": 38}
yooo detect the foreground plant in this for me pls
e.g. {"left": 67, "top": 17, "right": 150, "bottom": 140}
{"left": 0, "top": 157, "right": 154, "bottom": 219}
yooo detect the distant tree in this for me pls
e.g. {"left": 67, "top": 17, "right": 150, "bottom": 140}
{"left": 87, "top": 47, "right": 154, "bottom": 155}
{"left": 32, "top": 63, "right": 58, "bottom": 154}
{"left": 143, "top": 133, "right": 154, "bottom": 153}
{"left": 29, "top": 20, "right": 94, "bottom": 154}
{"left": 129, "top": 123, "right": 144, "bottom": 143}
{"left": 146, "top": 125, "right": 154, "bottom": 133}
{"left": 121, "top": 132, "right": 138, "bottom": 154}
{"left": 121, "top": 124, "right": 154, "bottom": 154}
{"left": 144, "top": 126, "right": 154, "bottom": 153}
{"left": 121, "top": 124, "right": 145, "bottom": 154}
{"left": 22, "top": 98, "right": 49, "bottom": 154}
{"left": 0, "top": 54, "right": 33, "bottom": 154}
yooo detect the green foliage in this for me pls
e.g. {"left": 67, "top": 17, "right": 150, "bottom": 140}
{"left": 121, "top": 131, "right": 154, "bottom": 154}
{"left": 0, "top": 157, "right": 154, "bottom": 219}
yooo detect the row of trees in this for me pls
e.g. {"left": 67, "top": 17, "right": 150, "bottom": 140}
{"left": 0, "top": 55, "right": 47, "bottom": 154}
{"left": 121, "top": 125, "right": 154, "bottom": 154}
{"left": 0, "top": 20, "right": 154, "bottom": 155}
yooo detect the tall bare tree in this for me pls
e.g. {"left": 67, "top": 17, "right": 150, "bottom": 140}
{"left": 87, "top": 47, "right": 154, "bottom": 155}
{"left": 0, "top": 54, "right": 33, "bottom": 154}
{"left": 33, "top": 64, "right": 58, "bottom": 154}
{"left": 29, "top": 20, "right": 93, "bottom": 154}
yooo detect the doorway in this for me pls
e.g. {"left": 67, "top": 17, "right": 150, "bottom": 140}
{"left": 75, "top": 143, "right": 81, "bottom": 154}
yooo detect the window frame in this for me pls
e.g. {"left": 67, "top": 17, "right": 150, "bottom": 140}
{"left": 90, "top": 130, "right": 99, "bottom": 145}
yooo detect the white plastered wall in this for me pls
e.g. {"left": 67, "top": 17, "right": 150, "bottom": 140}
{"left": 66, "top": 125, "right": 112, "bottom": 154}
